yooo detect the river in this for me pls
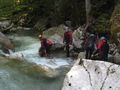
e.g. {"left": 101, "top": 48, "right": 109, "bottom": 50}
{"left": 0, "top": 30, "right": 74, "bottom": 90}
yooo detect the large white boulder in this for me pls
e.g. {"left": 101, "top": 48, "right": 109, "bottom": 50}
{"left": 62, "top": 59, "right": 120, "bottom": 90}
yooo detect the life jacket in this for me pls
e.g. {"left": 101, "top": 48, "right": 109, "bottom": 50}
{"left": 41, "top": 40, "right": 45, "bottom": 48}
{"left": 64, "top": 31, "right": 72, "bottom": 44}
{"left": 97, "top": 40, "right": 106, "bottom": 55}
{"left": 46, "top": 40, "right": 52, "bottom": 45}
{"left": 41, "top": 39, "right": 52, "bottom": 48}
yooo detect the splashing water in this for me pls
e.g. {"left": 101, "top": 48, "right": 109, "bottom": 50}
{"left": 8, "top": 32, "right": 73, "bottom": 69}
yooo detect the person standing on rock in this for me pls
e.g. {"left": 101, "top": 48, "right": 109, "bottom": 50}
{"left": 38, "top": 34, "right": 53, "bottom": 57}
{"left": 85, "top": 34, "right": 96, "bottom": 59}
{"left": 63, "top": 27, "right": 73, "bottom": 57}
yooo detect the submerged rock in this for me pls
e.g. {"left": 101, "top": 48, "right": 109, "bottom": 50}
{"left": 0, "top": 55, "right": 59, "bottom": 78}
{"left": 38, "top": 65, "right": 59, "bottom": 78}
{"left": 62, "top": 59, "right": 120, "bottom": 90}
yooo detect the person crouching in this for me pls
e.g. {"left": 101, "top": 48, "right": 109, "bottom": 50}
{"left": 38, "top": 34, "right": 53, "bottom": 57}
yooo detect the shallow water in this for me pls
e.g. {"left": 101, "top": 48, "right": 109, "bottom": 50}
{"left": 0, "top": 58, "right": 68, "bottom": 90}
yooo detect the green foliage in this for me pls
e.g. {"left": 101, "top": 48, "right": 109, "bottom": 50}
{"left": 93, "top": 14, "right": 110, "bottom": 32}
{"left": 0, "top": 0, "right": 16, "bottom": 19}
{"left": 14, "top": 5, "right": 28, "bottom": 12}
{"left": 110, "top": 4, "right": 120, "bottom": 35}
{"left": 90, "top": 0, "right": 115, "bottom": 34}
{"left": 91, "top": 0, "right": 115, "bottom": 19}
{"left": 0, "top": 0, "right": 117, "bottom": 28}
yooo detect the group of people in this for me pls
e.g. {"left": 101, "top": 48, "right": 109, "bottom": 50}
{"left": 85, "top": 34, "right": 109, "bottom": 61}
{"left": 38, "top": 26, "right": 109, "bottom": 61}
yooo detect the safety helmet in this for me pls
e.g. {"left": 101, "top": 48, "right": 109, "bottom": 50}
{"left": 90, "top": 34, "right": 95, "bottom": 37}
{"left": 100, "top": 36, "right": 106, "bottom": 40}
{"left": 63, "top": 26, "right": 69, "bottom": 30}
{"left": 38, "top": 34, "right": 42, "bottom": 38}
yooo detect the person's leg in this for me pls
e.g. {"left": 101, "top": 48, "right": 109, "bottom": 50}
{"left": 101, "top": 53, "right": 108, "bottom": 61}
{"left": 85, "top": 47, "right": 89, "bottom": 59}
{"left": 39, "top": 48, "right": 46, "bottom": 57}
{"left": 66, "top": 44, "right": 70, "bottom": 57}
{"left": 89, "top": 48, "right": 94, "bottom": 59}
{"left": 46, "top": 45, "right": 52, "bottom": 57}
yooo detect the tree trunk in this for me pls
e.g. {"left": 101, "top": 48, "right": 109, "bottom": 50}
{"left": 85, "top": 0, "right": 92, "bottom": 27}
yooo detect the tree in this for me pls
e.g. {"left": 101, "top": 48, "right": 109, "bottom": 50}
{"left": 85, "top": 0, "right": 92, "bottom": 26}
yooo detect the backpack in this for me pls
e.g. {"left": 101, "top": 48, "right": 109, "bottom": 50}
{"left": 101, "top": 42, "right": 109, "bottom": 54}
{"left": 86, "top": 37, "right": 95, "bottom": 49}
{"left": 87, "top": 40, "right": 94, "bottom": 48}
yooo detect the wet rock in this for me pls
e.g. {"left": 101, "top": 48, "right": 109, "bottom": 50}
{"left": 0, "top": 20, "right": 11, "bottom": 30}
{"left": 0, "top": 32, "right": 14, "bottom": 53}
{"left": 49, "top": 34, "right": 64, "bottom": 49}
{"left": 43, "top": 25, "right": 64, "bottom": 50}
{"left": 35, "top": 65, "right": 59, "bottom": 78}
{"left": 78, "top": 52, "right": 85, "bottom": 59}
{"left": 108, "top": 54, "right": 114, "bottom": 63}
{"left": 16, "top": 26, "right": 23, "bottom": 30}
{"left": 114, "top": 53, "right": 120, "bottom": 64}
{"left": 7, "top": 53, "right": 24, "bottom": 60}
{"left": 0, "top": 55, "right": 59, "bottom": 79}
{"left": 109, "top": 44, "right": 116, "bottom": 54}
{"left": 0, "top": 20, "right": 14, "bottom": 32}
{"left": 23, "top": 27, "right": 32, "bottom": 30}
{"left": 62, "top": 59, "right": 120, "bottom": 90}
{"left": 10, "top": 27, "right": 17, "bottom": 32}
{"left": 43, "top": 24, "right": 64, "bottom": 38}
